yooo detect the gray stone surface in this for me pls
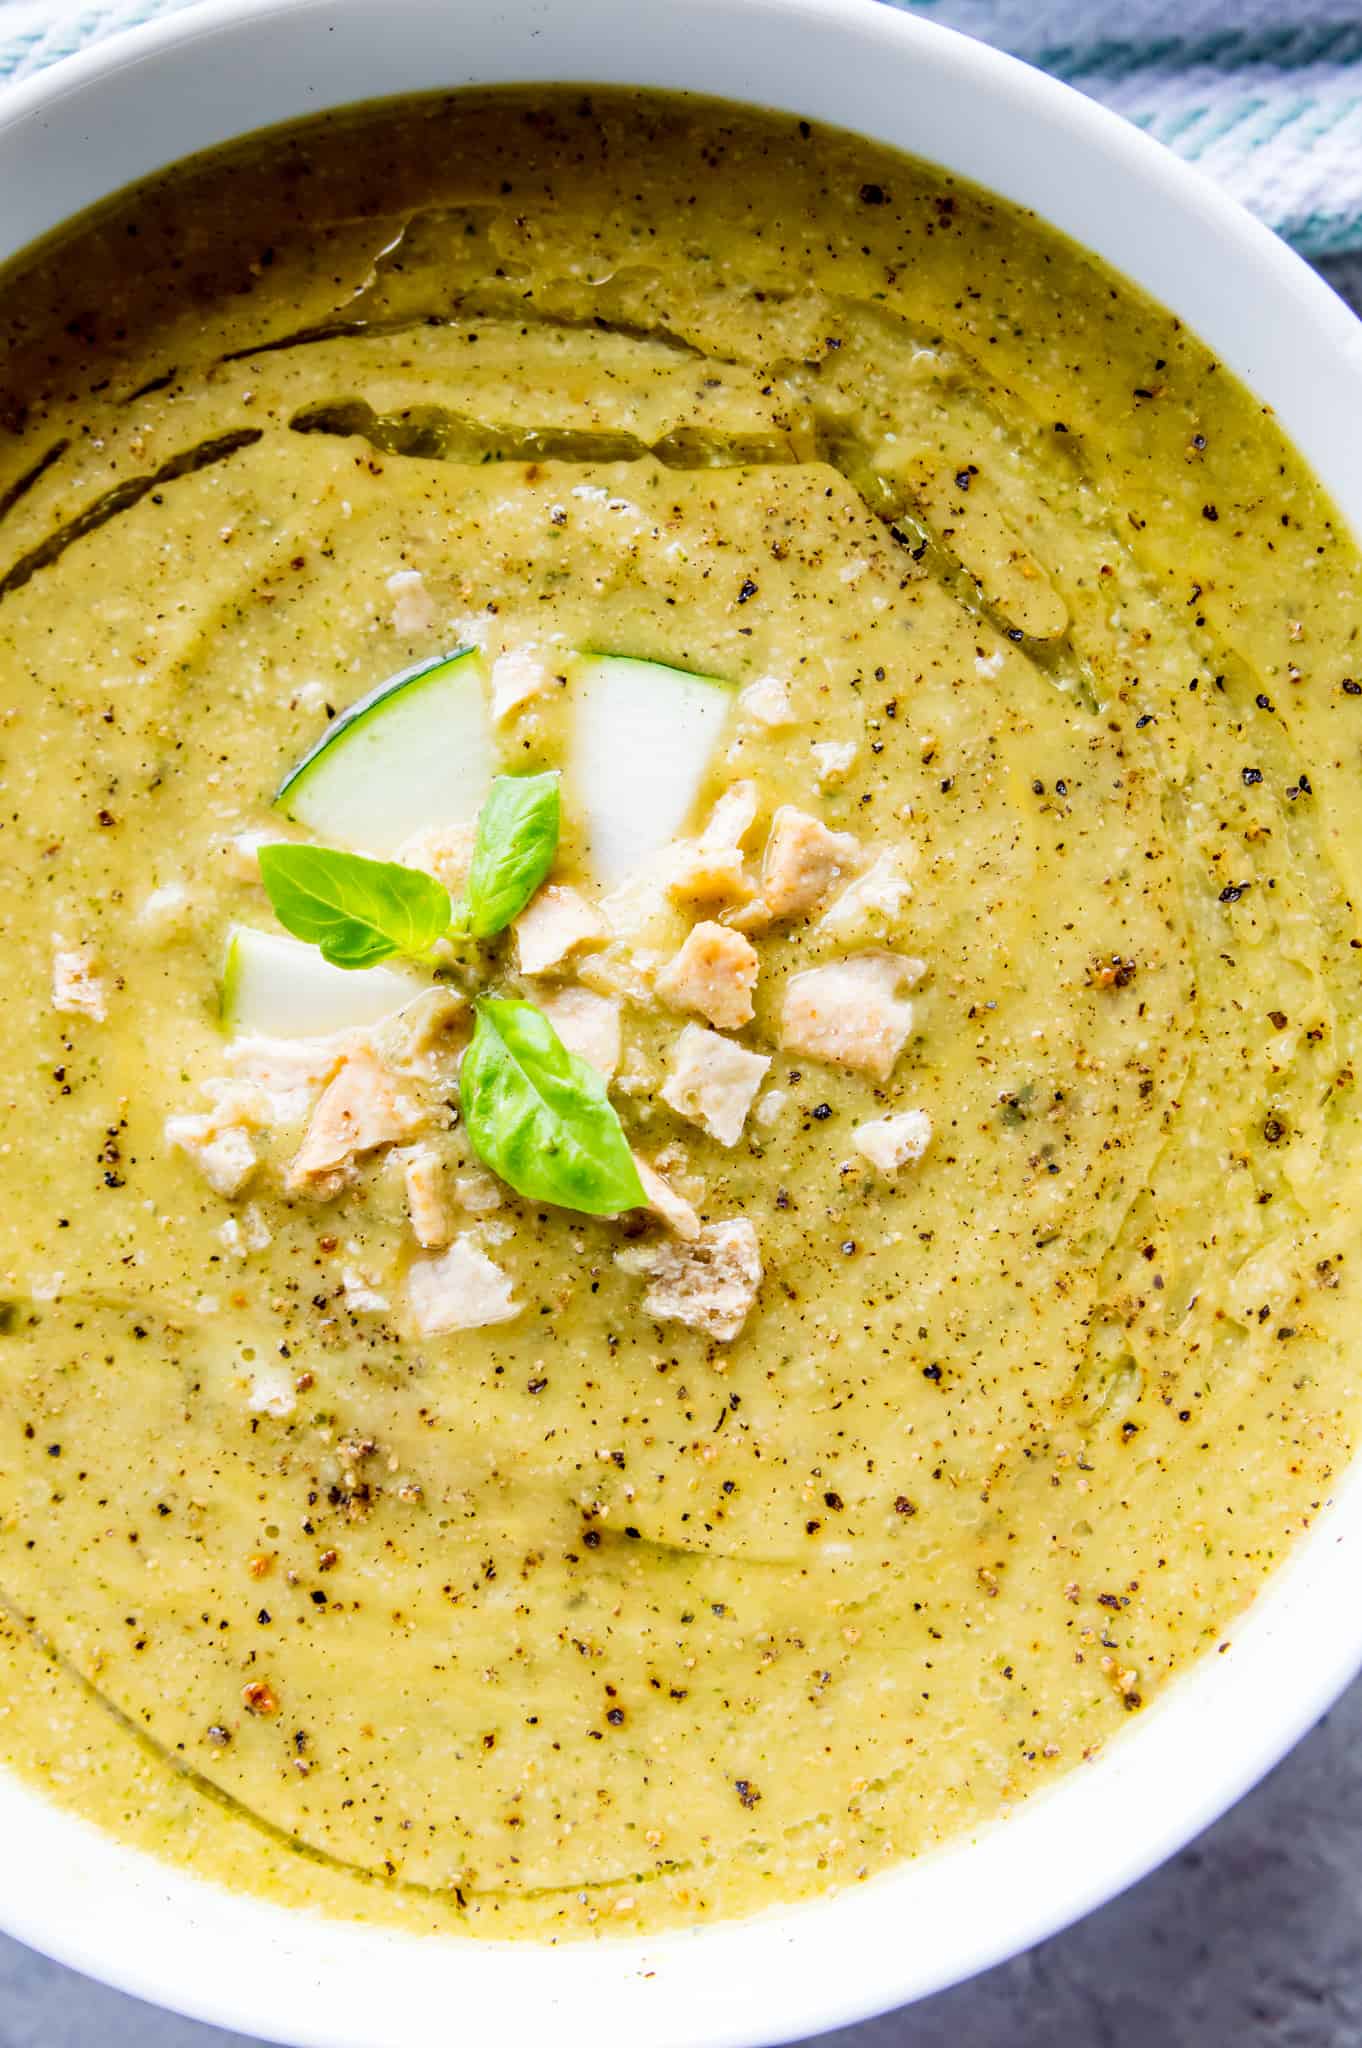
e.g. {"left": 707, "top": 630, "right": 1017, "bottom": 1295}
{"left": 2, "top": 246, "right": 1360, "bottom": 2048}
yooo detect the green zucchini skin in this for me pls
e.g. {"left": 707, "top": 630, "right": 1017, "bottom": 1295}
{"left": 273, "top": 647, "right": 490, "bottom": 856}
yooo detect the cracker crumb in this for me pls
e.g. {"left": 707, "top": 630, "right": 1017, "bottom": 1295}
{"left": 387, "top": 567, "right": 435, "bottom": 635}
{"left": 656, "top": 922, "right": 759, "bottom": 1029}
{"left": 51, "top": 946, "right": 107, "bottom": 1021}
{"left": 852, "top": 1109, "right": 933, "bottom": 1174}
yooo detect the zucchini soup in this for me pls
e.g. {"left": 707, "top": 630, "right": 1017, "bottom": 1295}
{"left": 1, "top": 87, "right": 1360, "bottom": 1938}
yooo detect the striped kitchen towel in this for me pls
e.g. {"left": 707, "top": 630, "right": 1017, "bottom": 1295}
{"left": 893, "top": 0, "right": 1362, "bottom": 258}
{"left": 1, "top": 0, "right": 1360, "bottom": 258}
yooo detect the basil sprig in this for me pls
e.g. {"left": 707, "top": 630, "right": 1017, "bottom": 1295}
{"left": 258, "top": 843, "right": 451, "bottom": 968}
{"left": 459, "top": 771, "right": 560, "bottom": 939}
{"left": 254, "top": 786, "right": 640, "bottom": 1219}
{"left": 259, "top": 772, "right": 561, "bottom": 968}
{"left": 460, "top": 996, "right": 645, "bottom": 1215}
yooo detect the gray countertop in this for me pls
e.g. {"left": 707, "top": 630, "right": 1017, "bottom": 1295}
{"left": 2, "top": 261, "right": 1359, "bottom": 2048}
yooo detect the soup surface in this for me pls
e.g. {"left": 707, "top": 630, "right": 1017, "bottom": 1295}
{"left": 1, "top": 89, "right": 1361, "bottom": 1938}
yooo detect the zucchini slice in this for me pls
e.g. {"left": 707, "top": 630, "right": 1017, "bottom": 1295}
{"left": 221, "top": 927, "right": 424, "bottom": 1039}
{"left": 274, "top": 648, "right": 491, "bottom": 856}
{"left": 571, "top": 654, "right": 734, "bottom": 888}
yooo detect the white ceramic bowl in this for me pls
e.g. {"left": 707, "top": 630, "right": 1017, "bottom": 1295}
{"left": 4, "top": 3, "right": 1362, "bottom": 2042}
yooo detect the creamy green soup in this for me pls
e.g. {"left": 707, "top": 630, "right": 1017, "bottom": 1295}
{"left": 1, "top": 89, "right": 1361, "bottom": 1939}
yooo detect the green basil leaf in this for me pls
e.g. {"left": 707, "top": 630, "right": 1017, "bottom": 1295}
{"left": 462, "top": 771, "right": 561, "bottom": 939}
{"left": 258, "top": 842, "right": 450, "bottom": 969}
{"left": 460, "top": 996, "right": 645, "bottom": 1216}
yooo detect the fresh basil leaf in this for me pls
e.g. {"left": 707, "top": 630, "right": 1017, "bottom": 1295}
{"left": 461, "top": 771, "right": 561, "bottom": 940}
{"left": 460, "top": 996, "right": 645, "bottom": 1215}
{"left": 258, "top": 842, "right": 450, "bottom": 969}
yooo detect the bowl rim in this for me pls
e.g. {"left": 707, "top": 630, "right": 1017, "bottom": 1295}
{"left": 3, "top": 2, "right": 1362, "bottom": 2043}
